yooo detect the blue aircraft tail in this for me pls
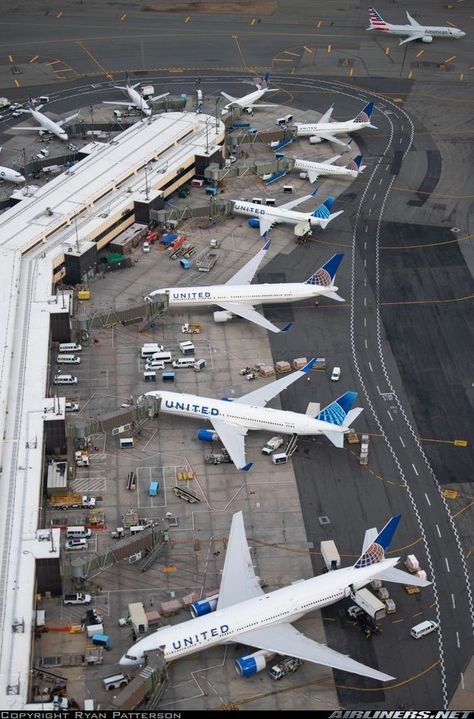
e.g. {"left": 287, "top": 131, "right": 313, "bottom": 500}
{"left": 354, "top": 102, "right": 374, "bottom": 124}
{"left": 259, "top": 72, "right": 270, "bottom": 90}
{"left": 305, "top": 253, "right": 343, "bottom": 287}
{"left": 316, "top": 391, "right": 358, "bottom": 426}
{"left": 354, "top": 515, "right": 401, "bottom": 569}
{"left": 312, "top": 197, "right": 334, "bottom": 219}
{"left": 345, "top": 155, "right": 363, "bottom": 172}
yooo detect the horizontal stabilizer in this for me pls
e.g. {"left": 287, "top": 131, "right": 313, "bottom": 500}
{"left": 320, "top": 210, "right": 344, "bottom": 229}
{"left": 343, "top": 407, "right": 364, "bottom": 427}
{"left": 320, "top": 290, "right": 345, "bottom": 303}
{"left": 375, "top": 566, "right": 431, "bottom": 587}
{"left": 323, "top": 429, "right": 345, "bottom": 448}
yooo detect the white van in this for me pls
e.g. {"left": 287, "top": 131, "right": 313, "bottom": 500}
{"left": 145, "top": 359, "right": 166, "bottom": 371}
{"left": 66, "top": 526, "right": 92, "bottom": 539}
{"left": 103, "top": 673, "right": 130, "bottom": 691}
{"left": 59, "top": 342, "right": 82, "bottom": 352}
{"left": 150, "top": 351, "right": 172, "bottom": 363}
{"left": 141, "top": 344, "right": 164, "bottom": 358}
{"left": 57, "top": 354, "right": 81, "bottom": 364}
{"left": 172, "top": 357, "right": 196, "bottom": 368}
{"left": 54, "top": 374, "right": 78, "bottom": 385}
{"left": 410, "top": 620, "right": 438, "bottom": 639}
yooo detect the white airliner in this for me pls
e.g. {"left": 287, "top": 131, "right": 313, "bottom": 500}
{"left": 120, "top": 512, "right": 431, "bottom": 682}
{"left": 292, "top": 154, "right": 366, "bottom": 184}
{"left": 294, "top": 102, "right": 376, "bottom": 148}
{"left": 0, "top": 148, "right": 25, "bottom": 183}
{"left": 367, "top": 7, "right": 466, "bottom": 44}
{"left": 139, "top": 358, "right": 363, "bottom": 471}
{"left": 232, "top": 190, "right": 343, "bottom": 237}
{"left": 103, "top": 80, "right": 169, "bottom": 117}
{"left": 221, "top": 73, "right": 278, "bottom": 115}
{"left": 145, "top": 242, "right": 344, "bottom": 333}
{"left": 15, "top": 101, "right": 79, "bottom": 141}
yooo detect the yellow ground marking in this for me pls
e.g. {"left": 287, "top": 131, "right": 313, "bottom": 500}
{"left": 384, "top": 47, "right": 390, "bottom": 55}
{"left": 459, "top": 73, "right": 464, "bottom": 81}
{"left": 274, "top": 58, "right": 293, "bottom": 62}
{"left": 168, "top": 68, "right": 184, "bottom": 72}
{"left": 29, "top": 55, "right": 39, "bottom": 63}
{"left": 349, "top": 67, "right": 354, "bottom": 77}
{"left": 416, "top": 49, "right": 424, "bottom": 58}
{"left": 283, "top": 50, "right": 299, "bottom": 57}
{"left": 466, "top": 549, "right": 472, "bottom": 559}
{"left": 303, "top": 45, "right": 313, "bottom": 53}
{"left": 380, "top": 293, "right": 474, "bottom": 306}
{"left": 392, "top": 618, "right": 404, "bottom": 624}
{"left": 232, "top": 34, "right": 249, "bottom": 72}
{"left": 443, "top": 489, "right": 460, "bottom": 499}
{"left": 408, "top": 70, "right": 413, "bottom": 79}
{"left": 250, "top": 18, "right": 256, "bottom": 25}
{"left": 412, "top": 611, "right": 423, "bottom": 618}
{"left": 382, "top": 231, "right": 474, "bottom": 250}
{"left": 120, "top": 13, "right": 127, "bottom": 21}
{"left": 452, "top": 501, "right": 474, "bottom": 519}
{"left": 76, "top": 40, "right": 114, "bottom": 80}
{"left": 327, "top": 44, "right": 332, "bottom": 53}
{"left": 47, "top": 59, "right": 61, "bottom": 65}
{"left": 184, "top": 16, "right": 190, "bottom": 23}
{"left": 316, "top": 20, "right": 322, "bottom": 28}
{"left": 13, "top": 79, "right": 20, "bottom": 88}
{"left": 454, "top": 439, "right": 468, "bottom": 447}
{"left": 419, "top": 437, "right": 468, "bottom": 446}
{"left": 55, "top": 67, "right": 74, "bottom": 73}
{"left": 444, "top": 55, "right": 456, "bottom": 63}
{"left": 56, "top": 10, "right": 63, "bottom": 19}
{"left": 446, "top": 20, "right": 459, "bottom": 27}
{"left": 163, "top": 565, "right": 177, "bottom": 572}
{"left": 290, "top": 66, "right": 295, "bottom": 74}
{"left": 8, "top": 54, "right": 13, "bottom": 63}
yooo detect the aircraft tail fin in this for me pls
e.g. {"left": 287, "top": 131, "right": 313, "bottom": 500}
{"left": 316, "top": 391, "right": 358, "bottom": 425}
{"left": 354, "top": 515, "right": 401, "bottom": 569}
{"left": 354, "top": 101, "right": 374, "bottom": 124}
{"left": 305, "top": 253, "right": 343, "bottom": 287}
{"left": 312, "top": 196, "right": 334, "bottom": 219}
{"left": 345, "top": 155, "right": 363, "bottom": 172}
{"left": 258, "top": 72, "right": 270, "bottom": 90}
{"left": 367, "top": 7, "right": 389, "bottom": 31}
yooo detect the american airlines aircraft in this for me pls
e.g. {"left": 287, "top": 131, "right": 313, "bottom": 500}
{"left": 367, "top": 7, "right": 466, "bottom": 45}
{"left": 139, "top": 358, "right": 363, "bottom": 471}
{"left": 232, "top": 190, "right": 343, "bottom": 237}
{"left": 293, "top": 154, "right": 366, "bottom": 184}
{"left": 120, "top": 512, "right": 430, "bottom": 681}
{"left": 294, "top": 102, "right": 376, "bottom": 148}
{"left": 103, "top": 80, "right": 169, "bottom": 117}
{"left": 0, "top": 148, "right": 25, "bottom": 183}
{"left": 16, "top": 102, "right": 79, "bottom": 141}
{"left": 221, "top": 73, "right": 278, "bottom": 115}
{"left": 145, "top": 242, "right": 344, "bottom": 333}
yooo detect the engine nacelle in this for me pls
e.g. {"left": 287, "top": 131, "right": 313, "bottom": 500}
{"left": 421, "top": 35, "right": 433, "bottom": 43}
{"left": 190, "top": 594, "right": 219, "bottom": 618}
{"left": 248, "top": 218, "right": 260, "bottom": 228}
{"left": 309, "top": 135, "right": 323, "bottom": 144}
{"left": 196, "top": 428, "right": 219, "bottom": 442}
{"left": 235, "top": 650, "right": 275, "bottom": 677}
{"left": 213, "top": 310, "right": 233, "bottom": 323}
{"left": 244, "top": 107, "right": 253, "bottom": 114}
{"left": 299, "top": 172, "right": 308, "bottom": 180}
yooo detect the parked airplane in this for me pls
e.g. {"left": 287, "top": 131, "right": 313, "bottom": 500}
{"left": 15, "top": 101, "right": 79, "bottom": 141}
{"left": 145, "top": 242, "right": 344, "bottom": 333}
{"left": 293, "top": 103, "right": 376, "bottom": 148}
{"left": 367, "top": 7, "right": 466, "bottom": 44}
{"left": 293, "top": 154, "right": 366, "bottom": 184}
{"left": 0, "top": 148, "right": 25, "bottom": 183}
{"left": 139, "top": 358, "right": 362, "bottom": 471}
{"left": 231, "top": 190, "right": 343, "bottom": 237}
{"left": 120, "top": 512, "right": 430, "bottom": 681}
{"left": 221, "top": 73, "right": 278, "bottom": 115}
{"left": 103, "top": 80, "right": 169, "bottom": 116}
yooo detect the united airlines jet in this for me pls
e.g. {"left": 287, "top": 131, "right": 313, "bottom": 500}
{"left": 294, "top": 102, "right": 376, "bottom": 148}
{"left": 221, "top": 73, "right": 278, "bottom": 115}
{"left": 15, "top": 101, "right": 79, "bottom": 141}
{"left": 231, "top": 189, "right": 343, "bottom": 237}
{"left": 145, "top": 243, "right": 344, "bottom": 333}
{"left": 139, "top": 358, "right": 363, "bottom": 471}
{"left": 292, "top": 154, "right": 366, "bottom": 184}
{"left": 103, "top": 80, "right": 169, "bottom": 116}
{"left": 120, "top": 512, "right": 430, "bottom": 681}
{"left": 0, "top": 148, "right": 25, "bottom": 183}
{"left": 367, "top": 7, "right": 466, "bottom": 45}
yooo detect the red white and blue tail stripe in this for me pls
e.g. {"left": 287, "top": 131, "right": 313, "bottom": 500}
{"left": 368, "top": 7, "right": 389, "bottom": 31}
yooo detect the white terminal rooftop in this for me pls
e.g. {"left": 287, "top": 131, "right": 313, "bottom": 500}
{"left": 0, "top": 111, "right": 225, "bottom": 708}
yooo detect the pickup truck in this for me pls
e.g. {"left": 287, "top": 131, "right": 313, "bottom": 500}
{"left": 63, "top": 592, "right": 92, "bottom": 606}
{"left": 269, "top": 656, "right": 302, "bottom": 680}
{"left": 261, "top": 437, "right": 284, "bottom": 455}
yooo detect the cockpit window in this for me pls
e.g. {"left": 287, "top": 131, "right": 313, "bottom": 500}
{"left": 125, "top": 654, "right": 137, "bottom": 660}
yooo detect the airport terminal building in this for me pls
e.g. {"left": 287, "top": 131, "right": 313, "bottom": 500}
{"left": 0, "top": 111, "right": 225, "bottom": 708}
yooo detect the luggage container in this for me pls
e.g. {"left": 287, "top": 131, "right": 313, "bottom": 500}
{"left": 92, "top": 634, "right": 110, "bottom": 649}
{"left": 180, "top": 258, "right": 191, "bottom": 269}
{"left": 272, "top": 452, "right": 288, "bottom": 465}
{"left": 149, "top": 481, "right": 159, "bottom": 496}
{"left": 162, "top": 371, "right": 175, "bottom": 382}
{"left": 143, "top": 371, "right": 157, "bottom": 382}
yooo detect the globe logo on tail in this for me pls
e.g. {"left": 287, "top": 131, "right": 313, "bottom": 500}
{"left": 355, "top": 541, "right": 385, "bottom": 568}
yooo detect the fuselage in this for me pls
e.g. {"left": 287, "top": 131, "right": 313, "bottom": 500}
{"left": 233, "top": 200, "right": 327, "bottom": 228}
{"left": 295, "top": 119, "right": 371, "bottom": 138}
{"left": 223, "top": 87, "right": 276, "bottom": 111}
{"left": 0, "top": 166, "right": 25, "bottom": 183}
{"left": 153, "top": 282, "right": 337, "bottom": 307}
{"left": 127, "top": 85, "right": 152, "bottom": 116}
{"left": 381, "top": 23, "right": 465, "bottom": 39}
{"left": 293, "top": 157, "right": 357, "bottom": 179}
{"left": 148, "top": 390, "right": 344, "bottom": 438}
{"left": 31, "top": 109, "right": 68, "bottom": 141}
{"left": 120, "top": 557, "right": 398, "bottom": 665}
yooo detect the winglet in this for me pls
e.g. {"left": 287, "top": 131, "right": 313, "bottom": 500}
{"left": 262, "top": 238, "right": 271, "bottom": 251}
{"left": 281, "top": 322, "right": 293, "bottom": 333}
{"left": 302, "top": 357, "right": 317, "bottom": 373}
{"left": 310, "top": 188, "right": 319, "bottom": 198}
{"left": 241, "top": 462, "right": 253, "bottom": 472}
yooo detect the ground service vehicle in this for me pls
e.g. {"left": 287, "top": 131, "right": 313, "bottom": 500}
{"left": 350, "top": 588, "right": 386, "bottom": 621}
{"left": 269, "top": 656, "right": 302, "bottom": 679}
{"left": 261, "top": 436, "right": 284, "bottom": 455}
{"left": 320, "top": 540, "right": 341, "bottom": 571}
{"left": 57, "top": 354, "right": 80, "bottom": 364}
{"left": 59, "top": 343, "right": 82, "bottom": 352}
{"left": 197, "top": 251, "right": 218, "bottom": 272}
{"left": 331, "top": 366, "right": 341, "bottom": 381}
{"left": 54, "top": 374, "right": 78, "bottom": 385}
{"left": 410, "top": 620, "right": 438, "bottom": 639}
{"left": 173, "top": 486, "right": 200, "bottom": 503}
{"left": 182, "top": 323, "right": 202, "bottom": 334}
{"left": 64, "top": 539, "right": 88, "bottom": 551}
{"left": 63, "top": 593, "right": 92, "bottom": 606}
{"left": 65, "top": 402, "right": 79, "bottom": 412}
{"left": 49, "top": 494, "right": 96, "bottom": 510}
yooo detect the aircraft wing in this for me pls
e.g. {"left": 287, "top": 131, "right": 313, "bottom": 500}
{"left": 209, "top": 417, "right": 251, "bottom": 471}
{"left": 151, "top": 92, "right": 170, "bottom": 101}
{"left": 226, "top": 240, "right": 270, "bottom": 285}
{"left": 15, "top": 127, "right": 42, "bottom": 131}
{"left": 216, "top": 511, "right": 264, "bottom": 610}
{"left": 318, "top": 105, "right": 335, "bottom": 124}
{"left": 323, "top": 154, "right": 342, "bottom": 166}
{"left": 221, "top": 91, "right": 237, "bottom": 103}
{"left": 103, "top": 101, "right": 133, "bottom": 106}
{"left": 250, "top": 103, "right": 278, "bottom": 109}
{"left": 236, "top": 623, "right": 394, "bottom": 682}
{"left": 398, "top": 34, "right": 425, "bottom": 45}
{"left": 59, "top": 111, "right": 80, "bottom": 126}
{"left": 238, "top": 358, "right": 315, "bottom": 407}
{"left": 314, "top": 132, "right": 349, "bottom": 147}
{"left": 307, "top": 170, "right": 319, "bottom": 184}
{"left": 406, "top": 11, "right": 421, "bottom": 26}
{"left": 258, "top": 216, "right": 276, "bottom": 237}
{"left": 216, "top": 301, "right": 286, "bottom": 334}
{"left": 279, "top": 193, "right": 315, "bottom": 211}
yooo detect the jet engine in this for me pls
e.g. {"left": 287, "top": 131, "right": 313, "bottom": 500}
{"left": 235, "top": 650, "right": 275, "bottom": 677}
{"left": 309, "top": 135, "right": 323, "bottom": 144}
{"left": 213, "top": 310, "right": 233, "bottom": 323}
{"left": 190, "top": 594, "right": 219, "bottom": 618}
{"left": 196, "top": 428, "right": 219, "bottom": 442}
{"left": 421, "top": 35, "right": 433, "bottom": 43}
{"left": 248, "top": 218, "right": 260, "bottom": 228}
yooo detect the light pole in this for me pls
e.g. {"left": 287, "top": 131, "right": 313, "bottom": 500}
{"left": 144, "top": 162, "right": 149, "bottom": 200}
